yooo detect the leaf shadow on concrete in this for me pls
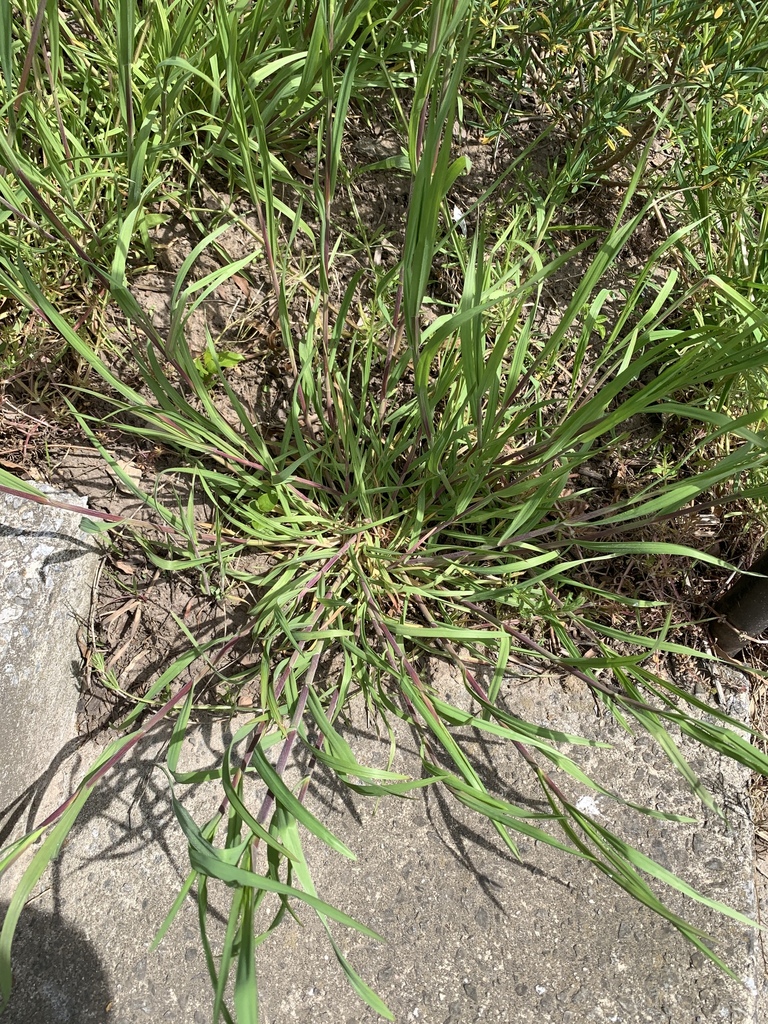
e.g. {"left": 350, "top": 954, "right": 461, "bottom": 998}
{"left": 0, "top": 899, "right": 112, "bottom": 1024}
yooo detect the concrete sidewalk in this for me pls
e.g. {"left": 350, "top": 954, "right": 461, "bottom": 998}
{"left": 0, "top": 487, "right": 765, "bottom": 1023}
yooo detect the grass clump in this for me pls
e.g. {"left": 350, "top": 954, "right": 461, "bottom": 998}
{"left": 3, "top": 0, "right": 768, "bottom": 1019}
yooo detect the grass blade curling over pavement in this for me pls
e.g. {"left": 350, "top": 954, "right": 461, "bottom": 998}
{"left": 3, "top": 0, "right": 768, "bottom": 1018}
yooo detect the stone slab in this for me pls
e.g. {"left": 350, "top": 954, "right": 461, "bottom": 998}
{"left": 0, "top": 486, "right": 99, "bottom": 817}
{"left": 1, "top": 495, "right": 766, "bottom": 1023}
{"left": 251, "top": 668, "right": 764, "bottom": 1024}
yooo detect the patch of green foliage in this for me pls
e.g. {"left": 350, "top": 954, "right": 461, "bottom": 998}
{"left": 2, "top": 0, "right": 768, "bottom": 1020}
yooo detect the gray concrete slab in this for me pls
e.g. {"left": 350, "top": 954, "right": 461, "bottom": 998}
{"left": 0, "top": 486, "right": 99, "bottom": 817}
{"left": 252, "top": 670, "right": 764, "bottom": 1024}
{"left": 1, "top": 493, "right": 766, "bottom": 1023}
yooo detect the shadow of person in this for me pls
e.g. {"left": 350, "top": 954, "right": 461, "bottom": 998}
{"left": 0, "top": 899, "right": 112, "bottom": 1024}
